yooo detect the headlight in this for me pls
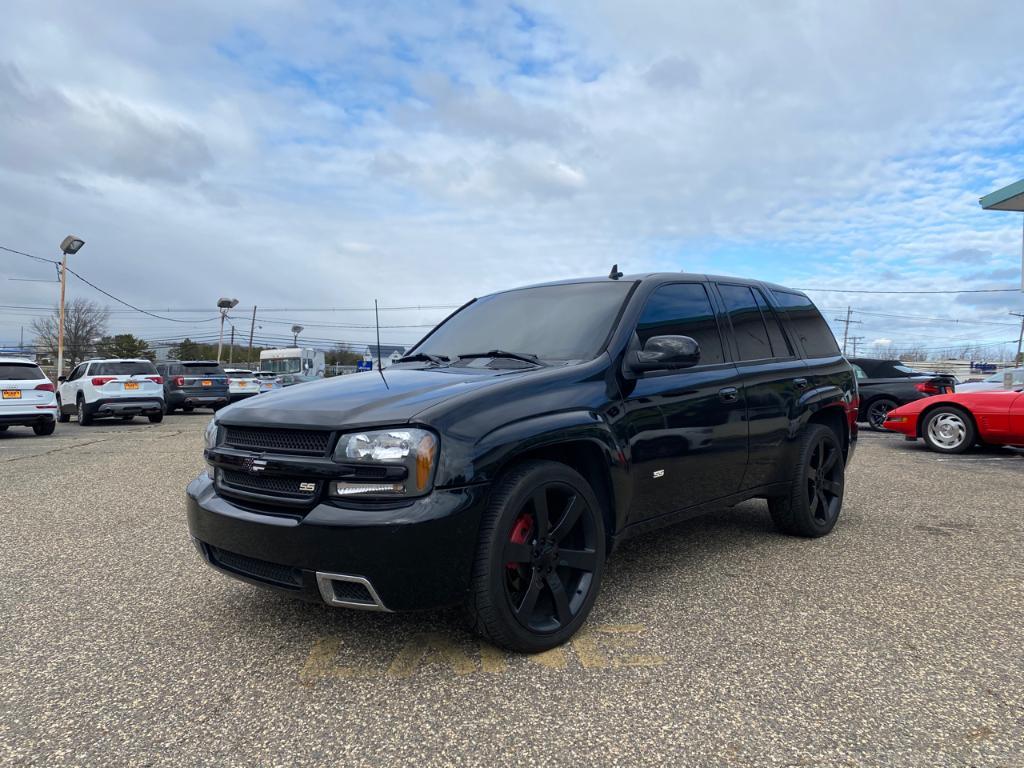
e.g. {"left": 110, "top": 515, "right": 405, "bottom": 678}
{"left": 204, "top": 418, "right": 219, "bottom": 451}
{"left": 331, "top": 428, "right": 438, "bottom": 498}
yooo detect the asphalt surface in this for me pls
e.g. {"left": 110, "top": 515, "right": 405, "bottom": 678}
{"left": 1, "top": 415, "right": 1022, "bottom": 767}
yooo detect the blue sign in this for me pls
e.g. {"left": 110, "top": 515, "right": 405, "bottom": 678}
{"left": 356, "top": 360, "right": 373, "bottom": 371}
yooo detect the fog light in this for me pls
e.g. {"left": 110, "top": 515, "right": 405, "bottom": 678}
{"left": 330, "top": 481, "right": 406, "bottom": 497}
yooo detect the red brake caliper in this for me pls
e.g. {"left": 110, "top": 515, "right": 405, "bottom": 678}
{"left": 506, "top": 513, "right": 533, "bottom": 571}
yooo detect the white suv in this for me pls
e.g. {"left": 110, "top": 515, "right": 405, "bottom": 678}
{"left": 0, "top": 357, "right": 58, "bottom": 436}
{"left": 223, "top": 368, "right": 260, "bottom": 402}
{"left": 57, "top": 359, "right": 165, "bottom": 426}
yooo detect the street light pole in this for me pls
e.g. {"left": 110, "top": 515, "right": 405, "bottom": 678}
{"left": 56, "top": 235, "right": 85, "bottom": 377}
{"left": 216, "top": 297, "right": 239, "bottom": 364}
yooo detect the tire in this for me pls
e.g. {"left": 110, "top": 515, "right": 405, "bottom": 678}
{"left": 33, "top": 420, "right": 56, "bottom": 436}
{"left": 865, "top": 398, "right": 898, "bottom": 431}
{"left": 77, "top": 396, "right": 93, "bottom": 426}
{"left": 466, "top": 460, "right": 605, "bottom": 653}
{"left": 0, "top": 425, "right": 7, "bottom": 432}
{"left": 769, "top": 423, "right": 845, "bottom": 538}
{"left": 183, "top": 406, "right": 194, "bottom": 413}
{"left": 148, "top": 411, "right": 164, "bottom": 424}
{"left": 56, "top": 396, "right": 70, "bottom": 423}
{"left": 921, "top": 406, "right": 975, "bottom": 454}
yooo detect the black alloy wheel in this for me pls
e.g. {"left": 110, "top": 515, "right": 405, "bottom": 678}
{"left": 468, "top": 460, "right": 605, "bottom": 652}
{"left": 769, "top": 423, "right": 845, "bottom": 537}
{"left": 865, "top": 398, "right": 897, "bottom": 431}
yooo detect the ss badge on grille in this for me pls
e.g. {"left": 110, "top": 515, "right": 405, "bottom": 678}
{"left": 242, "top": 457, "right": 268, "bottom": 475}
{"left": 299, "top": 482, "right": 316, "bottom": 492}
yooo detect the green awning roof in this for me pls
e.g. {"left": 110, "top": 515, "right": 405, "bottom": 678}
{"left": 980, "top": 178, "right": 1024, "bottom": 211}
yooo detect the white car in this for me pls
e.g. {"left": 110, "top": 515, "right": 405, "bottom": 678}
{"left": 252, "top": 370, "right": 281, "bottom": 393}
{"left": 956, "top": 367, "right": 1024, "bottom": 393}
{"left": 0, "top": 357, "right": 58, "bottom": 436}
{"left": 57, "top": 358, "right": 165, "bottom": 426}
{"left": 223, "top": 368, "right": 260, "bottom": 402}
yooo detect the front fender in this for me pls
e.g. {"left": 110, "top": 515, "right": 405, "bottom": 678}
{"left": 441, "top": 410, "right": 630, "bottom": 534}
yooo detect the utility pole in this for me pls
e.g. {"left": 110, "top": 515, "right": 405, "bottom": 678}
{"left": 1011, "top": 311, "right": 1024, "bottom": 365}
{"left": 247, "top": 305, "right": 256, "bottom": 367}
{"left": 55, "top": 236, "right": 85, "bottom": 377}
{"left": 228, "top": 326, "right": 235, "bottom": 365}
{"left": 833, "top": 306, "right": 863, "bottom": 355}
{"left": 849, "top": 336, "right": 865, "bottom": 357}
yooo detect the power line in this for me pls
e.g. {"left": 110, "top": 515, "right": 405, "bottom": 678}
{"left": 800, "top": 286, "right": 1019, "bottom": 295}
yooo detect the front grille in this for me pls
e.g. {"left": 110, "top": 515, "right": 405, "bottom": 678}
{"left": 326, "top": 579, "right": 375, "bottom": 605}
{"left": 207, "top": 545, "right": 302, "bottom": 589}
{"left": 219, "top": 470, "right": 320, "bottom": 501}
{"left": 223, "top": 426, "right": 332, "bottom": 456}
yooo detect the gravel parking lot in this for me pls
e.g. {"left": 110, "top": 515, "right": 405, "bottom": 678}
{"left": 1, "top": 416, "right": 1022, "bottom": 766}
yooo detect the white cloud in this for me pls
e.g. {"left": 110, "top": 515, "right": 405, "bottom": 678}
{"left": 0, "top": 0, "right": 1023, "bottom": 353}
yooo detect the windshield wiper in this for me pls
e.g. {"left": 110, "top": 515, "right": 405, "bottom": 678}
{"left": 456, "top": 349, "right": 545, "bottom": 366}
{"left": 394, "top": 352, "right": 452, "bottom": 366}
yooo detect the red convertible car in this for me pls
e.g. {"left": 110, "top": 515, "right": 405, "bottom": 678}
{"left": 883, "top": 390, "right": 1024, "bottom": 453}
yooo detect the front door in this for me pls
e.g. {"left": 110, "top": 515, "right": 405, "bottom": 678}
{"left": 619, "top": 282, "right": 749, "bottom": 522}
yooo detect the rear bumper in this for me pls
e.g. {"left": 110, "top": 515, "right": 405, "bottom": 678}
{"left": 186, "top": 475, "right": 488, "bottom": 611}
{"left": 0, "top": 409, "right": 56, "bottom": 426}
{"left": 167, "top": 390, "right": 229, "bottom": 408}
{"left": 91, "top": 397, "right": 164, "bottom": 416}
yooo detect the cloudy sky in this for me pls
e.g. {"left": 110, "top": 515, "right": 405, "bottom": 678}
{"left": 2, "top": 0, "right": 1024, "bottom": 356}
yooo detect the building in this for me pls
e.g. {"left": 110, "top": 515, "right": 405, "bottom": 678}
{"left": 363, "top": 344, "right": 406, "bottom": 369}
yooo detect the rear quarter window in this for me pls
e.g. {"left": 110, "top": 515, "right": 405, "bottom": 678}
{"left": 770, "top": 291, "right": 841, "bottom": 358}
{"left": 0, "top": 363, "right": 45, "bottom": 380}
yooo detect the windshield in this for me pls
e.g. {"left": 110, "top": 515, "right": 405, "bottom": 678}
{"left": 260, "top": 357, "right": 301, "bottom": 374}
{"left": 412, "top": 281, "right": 635, "bottom": 363}
{"left": 92, "top": 361, "right": 157, "bottom": 375}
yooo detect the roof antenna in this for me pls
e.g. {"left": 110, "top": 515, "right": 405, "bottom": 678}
{"left": 608, "top": 263, "right": 623, "bottom": 280}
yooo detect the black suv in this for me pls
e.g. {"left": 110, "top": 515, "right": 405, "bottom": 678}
{"left": 155, "top": 361, "right": 229, "bottom": 413}
{"left": 187, "top": 274, "right": 857, "bottom": 651}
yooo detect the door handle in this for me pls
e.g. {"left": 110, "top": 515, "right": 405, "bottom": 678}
{"left": 793, "top": 378, "right": 809, "bottom": 389}
{"left": 719, "top": 386, "right": 739, "bottom": 403}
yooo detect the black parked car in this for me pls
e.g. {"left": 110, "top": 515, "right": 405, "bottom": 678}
{"left": 155, "top": 360, "right": 229, "bottom": 413}
{"left": 187, "top": 273, "right": 857, "bottom": 652}
{"left": 849, "top": 358, "right": 956, "bottom": 430}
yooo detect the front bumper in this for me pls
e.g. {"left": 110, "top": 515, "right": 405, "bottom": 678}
{"left": 186, "top": 475, "right": 487, "bottom": 611}
{"left": 882, "top": 413, "right": 919, "bottom": 438}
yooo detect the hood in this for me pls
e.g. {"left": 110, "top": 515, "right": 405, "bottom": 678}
{"left": 215, "top": 367, "right": 524, "bottom": 430}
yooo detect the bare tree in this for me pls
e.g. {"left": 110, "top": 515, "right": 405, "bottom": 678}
{"left": 31, "top": 298, "right": 110, "bottom": 369}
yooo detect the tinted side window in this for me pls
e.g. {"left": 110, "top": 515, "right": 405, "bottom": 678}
{"left": 752, "top": 288, "right": 793, "bottom": 357}
{"left": 69, "top": 365, "right": 85, "bottom": 381}
{"left": 771, "top": 291, "right": 841, "bottom": 357}
{"left": 636, "top": 283, "right": 725, "bottom": 365}
{"left": 718, "top": 284, "right": 772, "bottom": 361}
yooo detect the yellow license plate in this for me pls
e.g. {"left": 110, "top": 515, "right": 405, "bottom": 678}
{"left": 124, "top": 382, "right": 139, "bottom": 390}
{"left": 201, "top": 380, "right": 212, "bottom": 387}
{"left": 2, "top": 390, "right": 21, "bottom": 399}
{"left": 238, "top": 381, "right": 247, "bottom": 387}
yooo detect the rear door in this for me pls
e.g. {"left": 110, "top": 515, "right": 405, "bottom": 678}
{"left": 0, "top": 362, "right": 50, "bottom": 410}
{"left": 620, "top": 281, "right": 748, "bottom": 521}
{"left": 712, "top": 282, "right": 808, "bottom": 490}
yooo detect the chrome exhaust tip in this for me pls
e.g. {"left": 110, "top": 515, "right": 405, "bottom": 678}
{"left": 315, "top": 572, "right": 390, "bottom": 612}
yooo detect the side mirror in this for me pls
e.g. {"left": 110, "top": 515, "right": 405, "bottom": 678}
{"left": 629, "top": 335, "right": 701, "bottom": 373}
{"left": 57, "top": 375, "right": 67, "bottom": 383}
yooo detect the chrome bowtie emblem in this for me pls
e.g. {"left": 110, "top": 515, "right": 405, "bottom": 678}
{"left": 243, "top": 456, "right": 268, "bottom": 475}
